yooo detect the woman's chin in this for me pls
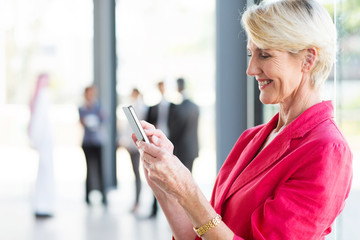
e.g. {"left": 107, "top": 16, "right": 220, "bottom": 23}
{"left": 259, "top": 96, "right": 274, "bottom": 105}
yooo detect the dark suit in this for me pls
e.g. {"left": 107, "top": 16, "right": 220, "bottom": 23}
{"left": 146, "top": 102, "right": 176, "bottom": 134}
{"left": 146, "top": 101, "right": 176, "bottom": 217}
{"left": 169, "top": 99, "right": 199, "bottom": 172}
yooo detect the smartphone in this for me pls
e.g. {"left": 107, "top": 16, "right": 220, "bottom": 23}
{"left": 122, "top": 105, "right": 150, "bottom": 143}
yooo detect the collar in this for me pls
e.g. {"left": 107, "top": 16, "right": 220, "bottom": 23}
{"left": 275, "top": 100, "right": 334, "bottom": 139}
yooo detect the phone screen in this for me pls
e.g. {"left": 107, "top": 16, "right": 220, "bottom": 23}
{"left": 122, "top": 105, "right": 150, "bottom": 143}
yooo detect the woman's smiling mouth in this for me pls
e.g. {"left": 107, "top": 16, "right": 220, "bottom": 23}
{"left": 257, "top": 79, "right": 273, "bottom": 89}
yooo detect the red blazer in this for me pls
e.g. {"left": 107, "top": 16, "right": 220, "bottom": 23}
{"left": 202, "top": 101, "right": 352, "bottom": 240}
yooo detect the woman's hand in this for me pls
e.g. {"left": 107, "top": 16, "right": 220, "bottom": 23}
{"left": 132, "top": 121, "right": 195, "bottom": 202}
{"left": 132, "top": 121, "right": 234, "bottom": 240}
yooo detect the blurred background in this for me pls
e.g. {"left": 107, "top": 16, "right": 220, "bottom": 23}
{"left": 0, "top": 0, "right": 358, "bottom": 239}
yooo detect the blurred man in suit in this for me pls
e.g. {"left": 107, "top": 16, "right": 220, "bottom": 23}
{"left": 146, "top": 79, "right": 200, "bottom": 217}
{"left": 147, "top": 82, "right": 174, "bottom": 137}
{"left": 146, "top": 81, "right": 176, "bottom": 217}
{"left": 169, "top": 78, "right": 199, "bottom": 172}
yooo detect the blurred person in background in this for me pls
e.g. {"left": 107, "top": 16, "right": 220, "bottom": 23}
{"left": 79, "top": 85, "right": 107, "bottom": 206}
{"left": 28, "top": 73, "right": 55, "bottom": 219}
{"left": 146, "top": 81, "right": 176, "bottom": 218}
{"left": 133, "top": 1, "right": 353, "bottom": 239}
{"left": 169, "top": 78, "right": 199, "bottom": 172}
{"left": 119, "top": 88, "right": 148, "bottom": 213}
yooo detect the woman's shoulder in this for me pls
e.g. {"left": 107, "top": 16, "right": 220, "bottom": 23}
{"left": 291, "top": 118, "right": 352, "bottom": 171}
{"left": 305, "top": 118, "right": 349, "bottom": 148}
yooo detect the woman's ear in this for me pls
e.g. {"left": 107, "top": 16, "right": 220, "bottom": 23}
{"left": 302, "top": 47, "right": 317, "bottom": 72}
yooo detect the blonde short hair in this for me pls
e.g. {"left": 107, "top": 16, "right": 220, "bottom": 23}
{"left": 241, "top": 0, "right": 336, "bottom": 89}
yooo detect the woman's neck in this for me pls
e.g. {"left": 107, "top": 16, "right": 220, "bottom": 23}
{"left": 276, "top": 89, "right": 321, "bottom": 133}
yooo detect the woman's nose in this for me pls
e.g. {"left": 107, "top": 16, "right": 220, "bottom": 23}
{"left": 246, "top": 57, "right": 261, "bottom": 77}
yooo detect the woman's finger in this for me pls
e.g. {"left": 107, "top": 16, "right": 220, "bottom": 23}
{"left": 142, "top": 128, "right": 174, "bottom": 152}
{"left": 132, "top": 121, "right": 168, "bottom": 147}
{"left": 137, "top": 140, "right": 165, "bottom": 162}
{"left": 139, "top": 121, "right": 169, "bottom": 142}
{"left": 131, "top": 133, "right": 137, "bottom": 144}
{"left": 145, "top": 128, "right": 168, "bottom": 141}
{"left": 130, "top": 120, "right": 153, "bottom": 144}
{"left": 142, "top": 153, "right": 152, "bottom": 170}
{"left": 139, "top": 120, "right": 156, "bottom": 130}
{"left": 129, "top": 120, "right": 172, "bottom": 150}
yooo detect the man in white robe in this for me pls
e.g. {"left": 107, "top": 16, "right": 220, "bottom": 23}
{"left": 28, "top": 74, "right": 55, "bottom": 218}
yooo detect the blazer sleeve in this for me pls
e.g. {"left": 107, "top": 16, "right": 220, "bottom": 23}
{"left": 242, "top": 141, "right": 352, "bottom": 240}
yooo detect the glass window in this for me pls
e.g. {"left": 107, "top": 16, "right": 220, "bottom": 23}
{"left": 327, "top": 0, "right": 360, "bottom": 239}
{"left": 0, "top": 0, "right": 93, "bottom": 105}
{"left": 0, "top": 0, "right": 93, "bottom": 197}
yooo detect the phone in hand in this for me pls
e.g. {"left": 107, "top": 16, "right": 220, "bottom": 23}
{"left": 122, "top": 105, "right": 150, "bottom": 143}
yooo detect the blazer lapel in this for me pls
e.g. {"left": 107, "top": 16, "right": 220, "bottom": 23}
{"left": 214, "top": 116, "right": 278, "bottom": 213}
{"left": 224, "top": 131, "right": 291, "bottom": 201}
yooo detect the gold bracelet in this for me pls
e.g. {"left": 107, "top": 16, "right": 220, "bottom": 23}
{"left": 193, "top": 214, "right": 222, "bottom": 237}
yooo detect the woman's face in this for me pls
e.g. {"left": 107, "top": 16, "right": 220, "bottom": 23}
{"left": 246, "top": 39, "right": 306, "bottom": 105}
{"left": 85, "top": 87, "right": 97, "bottom": 103}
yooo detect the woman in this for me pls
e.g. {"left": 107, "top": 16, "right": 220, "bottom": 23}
{"left": 134, "top": 0, "right": 353, "bottom": 239}
{"left": 79, "top": 85, "right": 107, "bottom": 205}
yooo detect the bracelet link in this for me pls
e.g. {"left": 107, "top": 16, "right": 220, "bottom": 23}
{"left": 193, "top": 214, "right": 222, "bottom": 237}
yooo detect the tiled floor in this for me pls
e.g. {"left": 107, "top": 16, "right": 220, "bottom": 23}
{"left": 0, "top": 146, "right": 358, "bottom": 240}
{"left": 0, "top": 146, "right": 216, "bottom": 240}
{"left": 0, "top": 186, "right": 173, "bottom": 240}
{"left": 2, "top": 189, "right": 360, "bottom": 240}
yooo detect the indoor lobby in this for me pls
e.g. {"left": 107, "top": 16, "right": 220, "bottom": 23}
{"left": 0, "top": 0, "right": 359, "bottom": 239}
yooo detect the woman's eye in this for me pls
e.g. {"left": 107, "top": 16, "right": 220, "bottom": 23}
{"left": 261, "top": 53, "right": 270, "bottom": 58}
